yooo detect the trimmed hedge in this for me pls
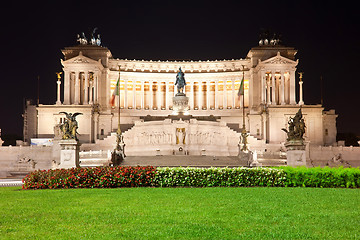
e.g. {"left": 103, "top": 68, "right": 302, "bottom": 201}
{"left": 22, "top": 166, "right": 360, "bottom": 190}
{"left": 281, "top": 166, "right": 360, "bottom": 188}
{"left": 154, "top": 167, "right": 286, "bottom": 187}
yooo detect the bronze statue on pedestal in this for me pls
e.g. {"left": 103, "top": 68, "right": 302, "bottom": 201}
{"left": 175, "top": 67, "right": 186, "bottom": 95}
{"left": 59, "top": 112, "right": 83, "bottom": 140}
{"left": 282, "top": 109, "right": 306, "bottom": 142}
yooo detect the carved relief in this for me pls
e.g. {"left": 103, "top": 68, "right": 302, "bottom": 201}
{"left": 267, "top": 57, "right": 293, "bottom": 65}
{"left": 72, "top": 58, "right": 89, "bottom": 63}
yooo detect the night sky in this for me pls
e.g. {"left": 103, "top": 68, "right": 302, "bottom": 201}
{"left": 1, "top": 1, "right": 359, "bottom": 139}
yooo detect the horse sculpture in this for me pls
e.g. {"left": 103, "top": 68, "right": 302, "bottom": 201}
{"left": 175, "top": 67, "right": 186, "bottom": 94}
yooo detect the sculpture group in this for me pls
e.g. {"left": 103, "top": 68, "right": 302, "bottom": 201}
{"left": 59, "top": 112, "right": 82, "bottom": 140}
{"left": 258, "top": 30, "right": 282, "bottom": 46}
{"left": 282, "top": 109, "right": 306, "bottom": 142}
{"left": 77, "top": 28, "right": 101, "bottom": 46}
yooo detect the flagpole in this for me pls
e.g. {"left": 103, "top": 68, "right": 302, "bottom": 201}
{"left": 117, "top": 65, "right": 121, "bottom": 135}
{"left": 241, "top": 65, "right": 248, "bottom": 152}
{"left": 111, "top": 65, "right": 125, "bottom": 166}
{"left": 242, "top": 69, "right": 245, "bottom": 131}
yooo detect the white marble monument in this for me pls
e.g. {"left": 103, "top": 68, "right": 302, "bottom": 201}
{"left": 21, "top": 34, "right": 338, "bottom": 160}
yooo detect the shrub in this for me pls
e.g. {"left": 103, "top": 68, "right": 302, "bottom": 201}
{"left": 154, "top": 167, "right": 287, "bottom": 187}
{"left": 22, "top": 166, "right": 360, "bottom": 189}
{"left": 22, "top": 166, "right": 157, "bottom": 189}
{"left": 281, "top": 166, "right": 360, "bottom": 188}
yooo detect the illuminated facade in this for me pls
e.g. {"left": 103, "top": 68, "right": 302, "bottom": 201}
{"left": 23, "top": 41, "right": 337, "bottom": 155}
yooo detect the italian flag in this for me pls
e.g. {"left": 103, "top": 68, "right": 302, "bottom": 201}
{"left": 110, "top": 78, "right": 120, "bottom": 107}
{"left": 237, "top": 74, "right": 244, "bottom": 97}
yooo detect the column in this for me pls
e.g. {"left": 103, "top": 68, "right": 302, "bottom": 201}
{"left": 94, "top": 113, "right": 99, "bottom": 140}
{"left": 105, "top": 69, "right": 111, "bottom": 108}
{"left": 266, "top": 76, "right": 271, "bottom": 105}
{"left": 94, "top": 72, "right": 98, "bottom": 104}
{"left": 74, "top": 71, "right": 80, "bottom": 105}
{"left": 271, "top": 72, "right": 276, "bottom": 105}
{"left": 298, "top": 75, "right": 304, "bottom": 105}
{"left": 190, "top": 80, "right": 194, "bottom": 109}
{"left": 263, "top": 113, "right": 268, "bottom": 143}
{"left": 56, "top": 78, "right": 61, "bottom": 105}
{"left": 231, "top": 79, "right": 235, "bottom": 108}
{"left": 133, "top": 81, "right": 136, "bottom": 109}
{"left": 89, "top": 78, "right": 93, "bottom": 105}
{"left": 280, "top": 71, "right": 285, "bottom": 105}
{"left": 223, "top": 80, "right": 227, "bottom": 108}
{"left": 206, "top": 80, "right": 210, "bottom": 109}
{"left": 289, "top": 70, "right": 296, "bottom": 104}
{"left": 261, "top": 70, "right": 265, "bottom": 104}
{"left": 89, "top": 114, "right": 92, "bottom": 143}
{"left": 215, "top": 80, "right": 218, "bottom": 108}
{"left": 157, "top": 82, "right": 161, "bottom": 109}
{"left": 198, "top": 82, "right": 202, "bottom": 110}
{"left": 165, "top": 81, "right": 169, "bottom": 109}
{"left": 84, "top": 72, "right": 89, "bottom": 104}
{"left": 150, "top": 81, "right": 153, "bottom": 109}
{"left": 141, "top": 80, "right": 144, "bottom": 109}
{"left": 124, "top": 79, "right": 128, "bottom": 108}
{"left": 70, "top": 72, "right": 75, "bottom": 104}
{"left": 64, "top": 70, "right": 70, "bottom": 105}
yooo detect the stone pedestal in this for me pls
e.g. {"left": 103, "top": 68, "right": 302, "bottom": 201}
{"left": 238, "top": 151, "right": 262, "bottom": 167}
{"left": 172, "top": 93, "right": 189, "bottom": 115}
{"left": 285, "top": 140, "right": 306, "bottom": 167}
{"left": 58, "top": 139, "right": 80, "bottom": 169}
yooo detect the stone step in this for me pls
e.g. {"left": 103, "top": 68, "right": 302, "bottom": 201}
{"left": 79, "top": 159, "right": 110, "bottom": 167}
{"left": 0, "top": 179, "right": 23, "bottom": 187}
{"left": 226, "top": 123, "right": 242, "bottom": 133}
{"left": 8, "top": 171, "right": 30, "bottom": 178}
{"left": 258, "top": 158, "right": 287, "bottom": 166}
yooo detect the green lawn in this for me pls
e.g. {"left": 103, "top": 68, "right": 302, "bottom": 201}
{"left": 0, "top": 187, "right": 359, "bottom": 239}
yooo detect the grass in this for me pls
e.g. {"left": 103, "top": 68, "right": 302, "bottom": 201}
{"left": 0, "top": 187, "right": 360, "bottom": 239}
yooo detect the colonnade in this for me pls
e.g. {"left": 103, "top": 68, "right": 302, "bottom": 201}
{"left": 62, "top": 70, "right": 100, "bottom": 105}
{"left": 260, "top": 70, "right": 296, "bottom": 105}
{"left": 58, "top": 70, "right": 297, "bottom": 108}
{"left": 116, "top": 78, "right": 246, "bottom": 110}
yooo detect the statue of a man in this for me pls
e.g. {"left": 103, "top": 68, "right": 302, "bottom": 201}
{"left": 175, "top": 67, "right": 186, "bottom": 94}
